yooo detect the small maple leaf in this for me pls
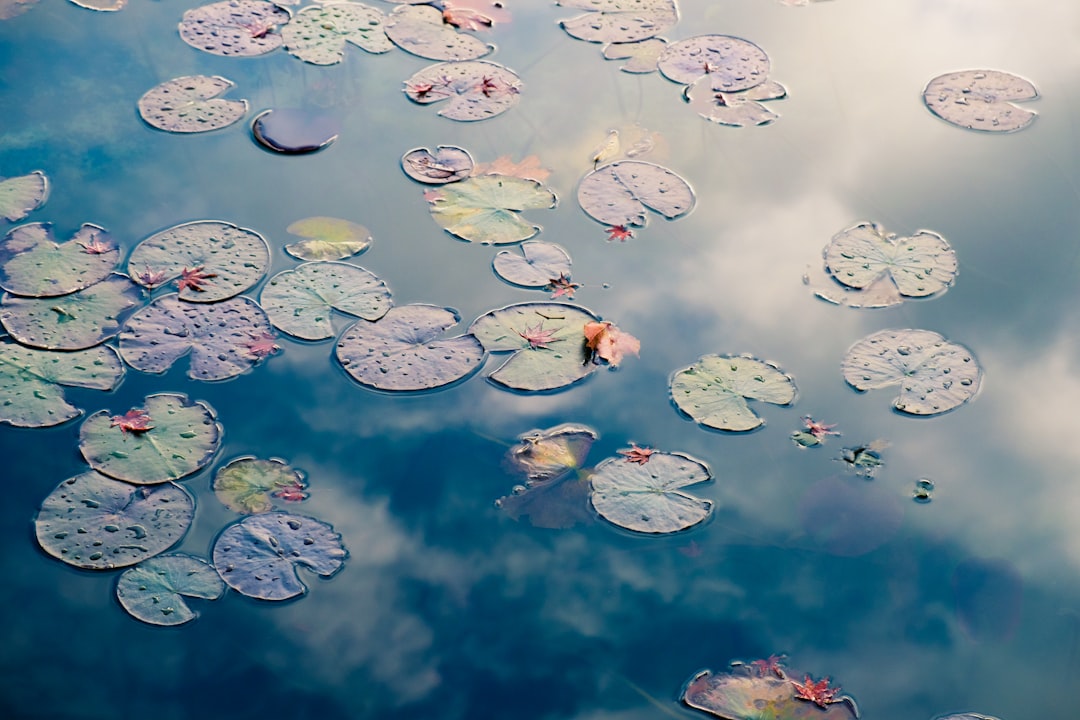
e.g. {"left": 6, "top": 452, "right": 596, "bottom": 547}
{"left": 748, "top": 654, "right": 787, "bottom": 679}
{"left": 606, "top": 225, "right": 633, "bottom": 242}
{"left": 110, "top": 408, "right": 154, "bottom": 435}
{"left": 584, "top": 321, "right": 640, "bottom": 367}
{"left": 136, "top": 266, "right": 167, "bottom": 287}
{"left": 618, "top": 443, "right": 655, "bottom": 465}
{"left": 177, "top": 266, "right": 217, "bottom": 293}
{"left": 517, "top": 322, "right": 560, "bottom": 350}
{"left": 802, "top": 416, "right": 840, "bottom": 441}
{"left": 546, "top": 273, "right": 580, "bottom": 299}
{"left": 790, "top": 675, "right": 842, "bottom": 709}
{"left": 78, "top": 235, "right": 112, "bottom": 255}
{"left": 244, "top": 331, "right": 280, "bottom": 359}
{"left": 477, "top": 75, "right": 500, "bottom": 97}
{"left": 272, "top": 480, "right": 309, "bottom": 503}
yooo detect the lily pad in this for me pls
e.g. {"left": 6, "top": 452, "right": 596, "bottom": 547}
{"left": 590, "top": 450, "right": 713, "bottom": 534}
{"left": 282, "top": 2, "right": 392, "bottom": 65}
{"left": 385, "top": 4, "right": 492, "bottom": 60}
{"left": 404, "top": 60, "right": 522, "bottom": 122}
{"left": 127, "top": 220, "right": 270, "bottom": 302}
{"left": 0, "top": 171, "right": 49, "bottom": 222}
{"left": 70, "top": 0, "right": 125, "bottom": 9}
{"left": 603, "top": 38, "right": 667, "bottom": 73}
{"left": 824, "top": 222, "right": 957, "bottom": 299}
{"left": 402, "top": 145, "right": 474, "bottom": 184}
{"left": 468, "top": 302, "right": 599, "bottom": 392}
{"left": 684, "top": 79, "right": 787, "bottom": 127}
{"left": 1, "top": 274, "right": 145, "bottom": 350}
{"left": 285, "top": 217, "right": 372, "bottom": 261}
{"left": 119, "top": 295, "right": 278, "bottom": 381}
{"left": 336, "top": 304, "right": 485, "bottom": 391}
{"left": 506, "top": 423, "right": 598, "bottom": 482}
{"left": 923, "top": 69, "right": 1038, "bottom": 133}
{"left": 261, "top": 261, "right": 392, "bottom": 341}
{"left": 137, "top": 75, "right": 249, "bottom": 134}
{"left": 841, "top": 329, "right": 982, "bottom": 416}
{"left": 0, "top": 339, "right": 124, "bottom": 428}
{"left": 658, "top": 35, "right": 771, "bottom": 92}
{"left": 213, "top": 456, "right": 308, "bottom": 513}
{"left": 79, "top": 393, "right": 221, "bottom": 485}
{"left": 116, "top": 554, "right": 226, "bottom": 626}
{"left": 578, "top": 160, "right": 694, "bottom": 227}
{"left": 34, "top": 471, "right": 195, "bottom": 570}
{"left": 427, "top": 174, "right": 557, "bottom": 245}
{"left": 671, "top": 354, "right": 797, "bottom": 432}
{"left": 682, "top": 668, "right": 859, "bottom": 720}
{"left": 212, "top": 512, "right": 347, "bottom": 601}
{"left": 934, "top": 715, "right": 1001, "bottom": 720}
{"left": 252, "top": 108, "right": 340, "bottom": 154}
{"left": 0, "top": 223, "right": 118, "bottom": 297}
{"left": 558, "top": 0, "right": 678, "bottom": 44}
{"left": 493, "top": 241, "right": 572, "bottom": 288}
{"left": 179, "top": 0, "right": 291, "bottom": 58}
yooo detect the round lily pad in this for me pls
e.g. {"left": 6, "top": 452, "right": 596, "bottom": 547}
{"left": 841, "top": 329, "right": 982, "bottom": 416}
{"left": 179, "top": 0, "right": 291, "bottom": 58}
{"left": 493, "top": 241, "right": 572, "bottom": 288}
{"left": 213, "top": 456, "right": 307, "bottom": 513}
{"left": 558, "top": 0, "right": 678, "bottom": 44}
{"left": 282, "top": 2, "right": 392, "bottom": 65}
{"left": 116, "top": 554, "right": 226, "bottom": 626}
{"left": 79, "top": 393, "right": 222, "bottom": 485}
{"left": 427, "top": 174, "right": 557, "bottom": 245}
{"left": 35, "top": 471, "right": 195, "bottom": 570}
{"left": 684, "top": 78, "right": 787, "bottom": 127}
{"left": 285, "top": 216, "right": 372, "bottom": 261}
{"left": 402, "top": 146, "right": 474, "bottom": 184}
{"left": 261, "top": 261, "right": 391, "bottom": 341}
{"left": 590, "top": 450, "right": 713, "bottom": 534}
{"left": 252, "top": 108, "right": 340, "bottom": 154}
{"left": 603, "top": 38, "right": 667, "bottom": 74}
{"left": 404, "top": 60, "right": 522, "bottom": 122}
{"left": 0, "top": 222, "right": 118, "bottom": 298}
{"left": 138, "top": 75, "right": 249, "bottom": 134}
{"left": 212, "top": 512, "right": 347, "bottom": 601}
{"left": 923, "top": 69, "right": 1038, "bottom": 133}
{"left": 824, "top": 222, "right": 957, "bottom": 299}
{"left": 658, "top": 35, "right": 771, "bottom": 92}
{"left": 682, "top": 668, "right": 858, "bottom": 720}
{"left": 0, "top": 171, "right": 49, "bottom": 222}
{"left": 671, "top": 354, "right": 798, "bottom": 432}
{"left": 336, "top": 304, "right": 485, "bottom": 391}
{"left": 386, "top": 3, "right": 492, "bottom": 60}
{"left": 127, "top": 220, "right": 269, "bottom": 302}
{"left": 577, "top": 161, "right": 694, "bottom": 227}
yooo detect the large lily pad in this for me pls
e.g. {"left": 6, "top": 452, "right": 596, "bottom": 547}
{"left": 923, "top": 69, "right": 1038, "bottom": 133}
{"left": 282, "top": 3, "right": 392, "bottom": 65}
{"left": 35, "top": 471, "right": 194, "bottom": 570}
{"left": 138, "top": 75, "right": 249, "bottom": 133}
{"left": 493, "top": 241, "right": 572, "bottom": 288}
{"left": 214, "top": 457, "right": 308, "bottom": 513}
{"left": 682, "top": 668, "right": 858, "bottom": 720}
{"left": 80, "top": 393, "right": 222, "bottom": 485}
{"left": 402, "top": 146, "right": 474, "bottom": 184}
{"left": 671, "top": 354, "right": 797, "bottom": 432}
{"left": 0, "top": 339, "right": 124, "bottom": 428}
{"left": 404, "top": 60, "right": 522, "bottom": 122}
{"left": 658, "top": 35, "right": 771, "bottom": 92}
{"left": 212, "top": 512, "right": 347, "bottom": 601}
{"left": 119, "top": 295, "right": 277, "bottom": 381}
{"left": 0, "top": 223, "right": 118, "bottom": 298}
{"left": 0, "top": 171, "right": 49, "bottom": 222}
{"left": 261, "top": 261, "right": 391, "bottom": 341}
{"left": 577, "top": 161, "right": 694, "bottom": 227}
{"left": 285, "top": 217, "right": 372, "bottom": 261}
{"left": 116, "top": 554, "right": 226, "bottom": 626}
{"left": 684, "top": 79, "right": 787, "bottom": 127}
{"left": 427, "top": 174, "right": 557, "bottom": 245}
{"left": 1, "top": 274, "right": 145, "bottom": 350}
{"left": 468, "top": 302, "right": 599, "bottom": 392}
{"left": 841, "top": 329, "right": 982, "bottom": 415}
{"left": 179, "top": 0, "right": 291, "bottom": 57}
{"left": 336, "top": 304, "right": 484, "bottom": 391}
{"left": 558, "top": 0, "right": 678, "bottom": 44}
{"left": 824, "top": 222, "right": 957, "bottom": 299}
{"left": 590, "top": 450, "right": 713, "bottom": 534}
{"left": 386, "top": 4, "right": 492, "bottom": 60}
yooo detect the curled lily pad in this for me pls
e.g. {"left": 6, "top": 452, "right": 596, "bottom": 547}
{"left": 404, "top": 60, "right": 521, "bottom": 122}
{"left": 923, "top": 69, "right": 1037, "bottom": 133}
{"left": 138, "top": 75, "right": 248, "bottom": 134}
{"left": 658, "top": 35, "right": 770, "bottom": 92}
{"left": 179, "top": 0, "right": 290, "bottom": 58}
{"left": 824, "top": 222, "right": 957, "bottom": 300}
{"left": 69, "top": 0, "right": 125, "bottom": 9}
{"left": 119, "top": 295, "right": 277, "bottom": 381}
{"left": 468, "top": 302, "right": 599, "bottom": 392}
{"left": 34, "top": 471, "right": 194, "bottom": 570}
{"left": 493, "top": 241, "right": 572, "bottom": 288}
{"left": 282, "top": 2, "right": 392, "bottom": 65}
{"left": 558, "top": 0, "right": 677, "bottom": 44}
{"left": 335, "top": 304, "right": 485, "bottom": 391}
{"left": 386, "top": 4, "right": 492, "bottom": 60}
{"left": 402, "top": 145, "right": 474, "bottom": 184}
{"left": 0, "top": 223, "right": 118, "bottom": 297}
{"left": 0, "top": 339, "right": 124, "bottom": 427}
{"left": 603, "top": 38, "right": 666, "bottom": 73}
{"left": 427, "top": 174, "right": 557, "bottom": 245}
{"left": 285, "top": 217, "right": 372, "bottom": 261}
{"left": 507, "top": 423, "right": 598, "bottom": 482}
{"left": 261, "top": 261, "right": 391, "bottom": 341}
{"left": 127, "top": 220, "right": 269, "bottom": 302}
{"left": 116, "top": 554, "right": 225, "bottom": 626}
{"left": 213, "top": 456, "right": 308, "bottom": 513}
{"left": 841, "top": 329, "right": 982, "bottom": 415}
{"left": 1, "top": 274, "right": 145, "bottom": 350}
{"left": 682, "top": 667, "right": 858, "bottom": 720}
{"left": 671, "top": 354, "right": 797, "bottom": 432}
{"left": 578, "top": 161, "right": 694, "bottom": 227}
{"left": 212, "top": 512, "right": 347, "bottom": 601}
{"left": 80, "top": 393, "right": 221, "bottom": 485}
{"left": 934, "top": 715, "right": 1001, "bottom": 720}
{"left": 0, "top": 171, "right": 49, "bottom": 222}
{"left": 684, "top": 79, "right": 786, "bottom": 127}
{"left": 590, "top": 450, "right": 713, "bottom": 534}
{"left": 252, "top": 108, "right": 340, "bottom": 154}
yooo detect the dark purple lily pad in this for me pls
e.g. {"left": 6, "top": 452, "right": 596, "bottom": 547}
{"left": 261, "top": 261, "right": 392, "bottom": 341}
{"left": 116, "top": 554, "right": 226, "bottom": 626}
{"left": 0, "top": 223, "right": 118, "bottom": 298}
{"left": 386, "top": 3, "right": 492, "bottom": 60}
{"left": 603, "top": 38, "right": 666, "bottom": 73}
{"left": 658, "top": 35, "right": 771, "bottom": 92}
{"left": 138, "top": 75, "right": 249, "bottom": 133}
{"left": 684, "top": 78, "right": 787, "bottom": 127}
{"left": 282, "top": 2, "right": 392, "bottom": 65}
{"left": 493, "top": 241, "right": 572, "bottom": 288}
{"left": 252, "top": 108, "right": 340, "bottom": 154}
{"left": 0, "top": 171, "right": 49, "bottom": 222}
{"left": 923, "top": 69, "right": 1038, "bottom": 133}
{"left": 558, "top": 0, "right": 677, "bottom": 44}
{"left": 404, "top": 60, "right": 521, "bottom": 122}
{"left": 578, "top": 160, "right": 694, "bottom": 227}
{"left": 179, "top": 0, "right": 291, "bottom": 57}
{"left": 402, "top": 145, "right": 474, "bottom": 184}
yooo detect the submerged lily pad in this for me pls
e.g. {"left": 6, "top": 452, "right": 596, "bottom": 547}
{"left": 493, "top": 241, "right": 572, "bottom": 288}
{"left": 824, "top": 222, "right": 957, "bottom": 300}
{"left": 658, "top": 35, "right": 771, "bottom": 92}
{"left": 179, "top": 0, "right": 290, "bottom": 57}
{"left": 0, "top": 171, "right": 49, "bottom": 222}
{"left": 386, "top": 3, "right": 492, "bottom": 60}
{"left": 282, "top": 2, "right": 392, "bottom": 65}
{"left": 603, "top": 38, "right": 667, "bottom": 73}
{"left": 402, "top": 146, "right": 474, "bottom": 184}
{"left": 0, "top": 223, "right": 118, "bottom": 297}
{"left": 558, "top": 0, "right": 677, "bottom": 44}
{"left": 261, "top": 261, "right": 391, "bottom": 341}
{"left": 404, "top": 60, "right": 522, "bottom": 122}
{"left": 578, "top": 161, "right": 694, "bottom": 227}
{"left": 684, "top": 79, "right": 787, "bottom": 127}
{"left": 213, "top": 456, "right": 307, "bottom": 513}
{"left": 80, "top": 393, "right": 221, "bottom": 485}
{"left": 923, "top": 69, "right": 1038, "bottom": 133}
{"left": 427, "top": 174, "right": 557, "bottom": 245}
{"left": 35, "top": 471, "right": 194, "bottom": 570}
{"left": 497, "top": 423, "right": 597, "bottom": 529}
{"left": 682, "top": 668, "right": 858, "bottom": 720}
{"left": 0, "top": 339, "right": 124, "bottom": 428}
{"left": 285, "top": 217, "right": 372, "bottom": 260}
{"left": 252, "top": 108, "right": 340, "bottom": 154}
{"left": 138, "top": 75, "right": 248, "bottom": 133}
{"left": 212, "top": 512, "right": 347, "bottom": 600}
{"left": 671, "top": 354, "right": 797, "bottom": 432}
{"left": 119, "top": 295, "right": 277, "bottom": 381}
{"left": 116, "top": 554, "right": 226, "bottom": 626}
{"left": 841, "top": 329, "right": 982, "bottom": 415}
{"left": 590, "top": 450, "right": 713, "bottom": 534}
{"left": 336, "top": 304, "right": 484, "bottom": 391}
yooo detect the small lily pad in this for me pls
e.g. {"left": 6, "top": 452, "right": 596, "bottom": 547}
{"left": 841, "top": 329, "right": 982, "bottom": 415}
{"left": 282, "top": 2, "right": 392, "bottom": 65}
{"left": 402, "top": 146, "right": 474, "bottom": 184}
{"left": 590, "top": 450, "right": 713, "bottom": 534}
{"left": 427, "top": 174, "right": 557, "bottom": 245}
{"left": 824, "top": 222, "right": 958, "bottom": 299}
{"left": 684, "top": 79, "right": 787, "bottom": 127}
{"left": 682, "top": 668, "right": 858, "bottom": 720}
{"left": 493, "top": 241, "right": 572, "bottom": 288}
{"left": 212, "top": 512, "right": 347, "bottom": 601}
{"left": 0, "top": 223, "right": 118, "bottom": 298}
{"left": 507, "top": 423, "right": 598, "bottom": 482}
{"left": 335, "top": 304, "right": 485, "bottom": 391}
{"left": 35, "top": 471, "right": 195, "bottom": 570}
{"left": 386, "top": 3, "right": 492, "bottom": 60}
{"left": 179, "top": 0, "right": 291, "bottom": 58}
{"left": 578, "top": 160, "right": 694, "bottom": 227}
{"left": 923, "top": 69, "right": 1037, "bottom": 133}
{"left": 0, "top": 171, "right": 49, "bottom": 222}
{"left": 213, "top": 456, "right": 308, "bottom": 513}
{"left": 261, "top": 261, "right": 392, "bottom": 341}
{"left": 603, "top": 38, "right": 667, "bottom": 73}
{"left": 116, "top": 554, "right": 226, "bottom": 626}
{"left": 69, "top": 0, "right": 125, "bottom": 9}
{"left": 285, "top": 217, "right": 372, "bottom": 261}
{"left": 558, "top": 0, "right": 678, "bottom": 44}
{"left": 671, "top": 354, "right": 797, "bottom": 432}
{"left": 404, "top": 60, "right": 522, "bottom": 122}
{"left": 252, "top": 108, "right": 341, "bottom": 154}
{"left": 658, "top": 35, "right": 771, "bottom": 92}
{"left": 138, "top": 75, "right": 249, "bottom": 134}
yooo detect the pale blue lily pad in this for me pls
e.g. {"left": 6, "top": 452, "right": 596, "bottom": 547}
{"left": 137, "top": 75, "right": 249, "bottom": 133}
{"left": 402, "top": 146, "right": 474, "bottom": 184}
{"left": 577, "top": 161, "right": 694, "bottom": 227}
{"left": 0, "top": 222, "right": 118, "bottom": 297}
{"left": 671, "top": 354, "right": 797, "bottom": 431}
{"left": 684, "top": 79, "right": 787, "bottom": 127}
{"left": 493, "top": 241, "right": 572, "bottom": 288}
{"left": 923, "top": 69, "right": 1037, "bottom": 133}
{"left": 385, "top": 3, "right": 492, "bottom": 60}
{"left": 824, "top": 222, "right": 958, "bottom": 299}
{"left": 590, "top": 450, "right": 713, "bottom": 534}
{"left": 116, "top": 554, "right": 225, "bottom": 626}
{"left": 404, "top": 60, "right": 522, "bottom": 122}
{"left": 658, "top": 35, "right": 771, "bottom": 92}
{"left": 179, "top": 0, "right": 291, "bottom": 58}
{"left": 282, "top": 2, "right": 392, "bottom": 65}
{"left": 603, "top": 38, "right": 666, "bottom": 73}
{"left": 0, "top": 171, "right": 49, "bottom": 222}
{"left": 261, "top": 261, "right": 391, "bottom": 341}
{"left": 558, "top": 0, "right": 678, "bottom": 44}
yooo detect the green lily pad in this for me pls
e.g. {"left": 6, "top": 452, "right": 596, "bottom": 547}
{"left": 138, "top": 75, "right": 249, "bottom": 134}
{"left": 385, "top": 3, "right": 492, "bottom": 60}
{"left": 671, "top": 354, "right": 797, "bottom": 431}
{"left": 285, "top": 216, "right": 372, "bottom": 261}
{"left": 427, "top": 174, "right": 557, "bottom": 245}
{"left": 213, "top": 456, "right": 308, "bottom": 513}
{"left": 34, "top": 470, "right": 195, "bottom": 570}
{"left": 558, "top": 0, "right": 678, "bottom": 44}
{"left": 0, "top": 171, "right": 49, "bottom": 222}
{"left": 261, "top": 261, "right": 391, "bottom": 340}
{"left": 577, "top": 161, "right": 694, "bottom": 227}
{"left": 0, "top": 222, "right": 118, "bottom": 298}
{"left": 824, "top": 222, "right": 958, "bottom": 299}
{"left": 590, "top": 450, "right": 713, "bottom": 534}
{"left": 0, "top": 339, "right": 124, "bottom": 428}
{"left": 682, "top": 668, "right": 859, "bottom": 720}
{"left": 404, "top": 60, "right": 522, "bottom": 122}
{"left": 923, "top": 69, "right": 1037, "bottom": 133}
{"left": 116, "top": 554, "right": 226, "bottom": 626}
{"left": 79, "top": 393, "right": 222, "bottom": 485}
{"left": 282, "top": 2, "right": 391, "bottom": 65}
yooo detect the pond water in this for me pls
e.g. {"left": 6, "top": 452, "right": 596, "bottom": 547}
{"left": 2, "top": 1, "right": 1079, "bottom": 718}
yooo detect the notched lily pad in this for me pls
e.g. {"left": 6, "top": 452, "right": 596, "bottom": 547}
{"left": 179, "top": 0, "right": 291, "bottom": 57}
{"left": 558, "top": 0, "right": 678, "bottom": 44}
{"left": 658, "top": 35, "right": 771, "bottom": 92}
{"left": 138, "top": 75, "right": 248, "bottom": 134}
{"left": 493, "top": 241, "right": 572, "bottom": 288}
{"left": 0, "top": 223, "right": 118, "bottom": 297}
{"left": 0, "top": 171, "right": 49, "bottom": 222}
{"left": 684, "top": 79, "right": 787, "bottom": 127}
{"left": 671, "top": 354, "right": 797, "bottom": 432}
{"left": 578, "top": 160, "right": 694, "bottom": 227}
{"left": 386, "top": 3, "right": 492, "bottom": 60}
{"left": 282, "top": 2, "right": 392, "bottom": 65}
{"left": 590, "top": 450, "right": 713, "bottom": 534}
{"left": 404, "top": 60, "right": 522, "bottom": 122}
{"left": 261, "top": 261, "right": 391, "bottom": 341}
{"left": 214, "top": 456, "right": 308, "bottom": 513}
{"left": 402, "top": 145, "right": 474, "bottom": 184}
{"left": 285, "top": 217, "right": 372, "bottom": 261}
{"left": 923, "top": 69, "right": 1037, "bottom": 133}
{"left": 116, "top": 554, "right": 225, "bottom": 626}
{"left": 603, "top": 38, "right": 667, "bottom": 73}
{"left": 427, "top": 174, "right": 557, "bottom": 245}
{"left": 823, "top": 222, "right": 957, "bottom": 302}
{"left": 252, "top": 108, "right": 340, "bottom": 154}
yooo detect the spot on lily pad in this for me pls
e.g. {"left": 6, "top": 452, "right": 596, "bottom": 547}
{"left": 578, "top": 160, "right": 694, "bottom": 228}
{"left": 0, "top": 223, "right": 118, "bottom": 298}
{"left": 0, "top": 171, "right": 49, "bottom": 222}
{"left": 138, "top": 75, "right": 249, "bottom": 134}
{"left": 402, "top": 145, "right": 474, "bottom": 184}
{"left": 179, "top": 0, "right": 291, "bottom": 58}
{"left": 590, "top": 450, "right": 713, "bottom": 534}
{"left": 658, "top": 35, "right": 771, "bottom": 92}
{"left": 282, "top": 2, "right": 392, "bottom": 65}
{"left": 385, "top": 3, "right": 492, "bottom": 60}
{"left": 116, "top": 554, "right": 225, "bottom": 626}
{"left": 671, "top": 354, "right": 798, "bottom": 432}
{"left": 285, "top": 216, "right": 372, "bottom": 261}
{"left": 558, "top": 0, "right": 677, "bottom": 44}
{"left": 214, "top": 456, "right": 308, "bottom": 513}
{"left": 404, "top": 60, "right": 521, "bottom": 122}
{"left": 492, "top": 241, "right": 572, "bottom": 289}
{"left": 261, "top": 261, "right": 392, "bottom": 341}
{"left": 426, "top": 174, "right": 557, "bottom": 245}
{"left": 923, "top": 69, "right": 1037, "bottom": 133}
{"left": 252, "top": 108, "right": 341, "bottom": 154}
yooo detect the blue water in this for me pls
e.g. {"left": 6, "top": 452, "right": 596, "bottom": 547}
{"left": 2, "top": 1, "right": 1079, "bottom": 718}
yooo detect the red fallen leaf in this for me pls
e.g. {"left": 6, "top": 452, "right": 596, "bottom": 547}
{"left": 136, "top": 266, "right": 167, "bottom": 287}
{"left": 802, "top": 415, "right": 840, "bottom": 440}
{"left": 110, "top": 408, "right": 154, "bottom": 435}
{"left": 584, "top": 321, "right": 639, "bottom": 366}
{"left": 748, "top": 654, "right": 787, "bottom": 679}
{"left": 78, "top": 234, "right": 113, "bottom": 255}
{"left": 473, "top": 154, "right": 551, "bottom": 183}
{"left": 271, "top": 479, "right": 308, "bottom": 503}
{"left": 791, "top": 674, "right": 842, "bottom": 708}
{"left": 618, "top": 443, "right": 654, "bottom": 464}
{"left": 546, "top": 273, "right": 579, "bottom": 299}
{"left": 177, "top": 266, "right": 217, "bottom": 292}
{"left": 517, "top": 321, "right": 561, "bottom": 350}
{"left": 606, "top": 225, "right": 633, "bottom": 242}
{"left": 244, "top": 331, "right": 280, "bottom": 359}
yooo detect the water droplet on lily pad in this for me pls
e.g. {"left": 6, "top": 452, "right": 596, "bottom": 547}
{"left": 923, "top": 69, "right": 1037, "bottom": 133}
{"left": 261, "top": 261, "right": 391, "bottom": 341}
{"left": 213, "top": 456, "right": 308, "bottom": 513}
{"left": 590, "top": 450, "right": 713, "bottom": 534}
{"left": 282, "top": 2, "right": 392, "bottom": 65}
{"left": 138, "top": 75, "right": 249, "bottom": 134}
{"left": 285, "top": 217, "right": 372, "bottom": 261}
{"left": 386, "top": 3, "right": 493, "bottom": 60}
{"left": 670, "top": 354, "right": 798, "bottom": 432}
{"left": 252, "top": 108, "right": 341, "bottom": 154}
{"left": 179, "top": 0, "right": 291, "bottom": 58}
{"left": 404, "top": 60, "right": 522, "bottom": 122}
{"left": 116, "top": 553, "right": 225, "bottom": 626}
{"left": 558, "top": 0, "right": 677, "bottom": 44}
{"left": 578, "top": 160, "right": 694, "bottom": 228}
{"left": 0, "top": 171, "right": 49, "bottom": 222}
{"left": 426, "top": 174, "right": 557, "bottom": 245}
{"left": 0, "top": 223, "right": 118, "bottom": 298}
